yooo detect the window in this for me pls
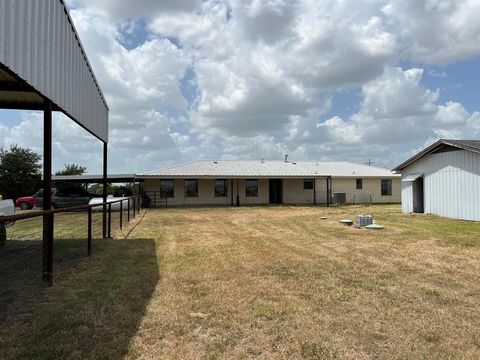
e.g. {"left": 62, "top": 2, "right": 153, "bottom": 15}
{"left": 381, "top": 179, "right": 392, "bottom": 196}
{"left": 303, "top": 179, "right": 314, "bottom": 190}
{"left": 160, "top": 179, "right": 175, "bottom": 198}
{"left": 356, "top": 178, "right": 363, "bottom": 190}
{"left": 185, "top": 179, "right": 198, "bottom": 197}
{"left": 245, "top": 179, "right": 258, "bottom": 197}
{"left": 215, "top": 179, "right": 228, "bottom": 197}
{"left": 35, "top": 189, "right": 54, "bottom": 197}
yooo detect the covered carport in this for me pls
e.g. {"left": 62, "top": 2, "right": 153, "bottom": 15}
{"left": 0, "top": 0, "right": 109, "bottom": 284}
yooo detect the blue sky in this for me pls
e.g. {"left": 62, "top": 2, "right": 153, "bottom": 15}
{"left": 1, "top": 0, "right": 480, "bottom": 173}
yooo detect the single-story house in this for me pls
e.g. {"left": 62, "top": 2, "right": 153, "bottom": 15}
{"left": 393, "top": 139, "right": 480, "bottom": 221}
{"left": 139, "top": 159, "right": 400, "bottom": 207}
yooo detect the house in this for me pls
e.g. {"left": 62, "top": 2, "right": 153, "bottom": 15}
{"left": 139, "top": 159, "right": 400, "bottom": 207}
{"left": 393, "top": 139, "right": 480, "bottom": 221}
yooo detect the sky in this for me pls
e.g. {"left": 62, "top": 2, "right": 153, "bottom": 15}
{"left": 1, "top": 0, "right": 480, "bottom": 174}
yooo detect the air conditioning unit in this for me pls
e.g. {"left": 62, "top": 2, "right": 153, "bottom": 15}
{"left": 332, "top": 192, "right": 346, "bottom": 205}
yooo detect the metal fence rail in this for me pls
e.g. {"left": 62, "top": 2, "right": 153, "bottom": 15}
{"left": 0, "top": 195, "right": 141, "bottom": 321}
{"left": 143, "top": 191, "right": 168, "bottom": 208}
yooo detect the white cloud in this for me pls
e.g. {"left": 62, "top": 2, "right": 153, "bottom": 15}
{"left": 3, "top": 0, "right": 480, "bottom": 173}
{"left": 78, "top": 0, "right": 199, "bottom": 19}
{"left": 435, "top": 101, "right": 469, "bottom": 126}
{"left": 302, "top": 67, "right": 480, "bottom": 153}
{"left": 382, "top": 0, "right": 480, "bottom": 64}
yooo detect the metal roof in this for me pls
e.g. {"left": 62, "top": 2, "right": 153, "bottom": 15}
{"left": 0, "top": 0, "right": 109, "bottom": 142}
{"left": 393, "top": 139, "right": 480, "bottom": 172}
{"left": 141, "top": 160, "right": 399, "bottom": 178}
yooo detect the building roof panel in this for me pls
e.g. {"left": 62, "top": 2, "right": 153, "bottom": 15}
{"left": 141, "top": 160, "right": 399, "bottom": 178}
{"left": 393, "top": 139, "right": 480, "bottom": 171}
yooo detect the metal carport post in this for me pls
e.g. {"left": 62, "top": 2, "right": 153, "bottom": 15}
{"left": 42, "top": 100, "right": 53, "bottom": 285}
{"left": 103, "top": 141, "right": 108, "bottom": 238}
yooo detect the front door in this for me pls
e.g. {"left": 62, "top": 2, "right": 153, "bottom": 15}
{"left": 269, "top": 179, "right": 283, "bottom": 204}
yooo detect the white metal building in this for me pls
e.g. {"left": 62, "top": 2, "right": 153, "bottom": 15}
{"left": 140, "top": 160, "right": 401, "bottom": 207}
{"left": 393, "top": 139, "right": 480, "bottom": 221}
{"left": 0, "top": 0, "right": 109, "bottom": 141}
{"left": 0, "top": 0, "right": 110, "bottom": 275}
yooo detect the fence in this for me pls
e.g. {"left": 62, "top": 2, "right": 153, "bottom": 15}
{"left": 0, "top": 196, "right": 141, "bottom": 321}
{"left": 143, "top": 191, "right": 168, "bottom": 208}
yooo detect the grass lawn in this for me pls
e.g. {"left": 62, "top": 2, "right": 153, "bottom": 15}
{"left": 1, "top": 205, "right": 480, "bottom": 359}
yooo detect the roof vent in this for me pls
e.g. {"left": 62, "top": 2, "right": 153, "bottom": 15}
{"left": 213, "top": 161, "right": 218, "bottom": 164}
{"left": 284, "top": 154, "right": 288, "bottom": 162}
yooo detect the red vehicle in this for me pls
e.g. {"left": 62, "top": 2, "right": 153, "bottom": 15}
{"left": 15, "top": 194, "right": 36, "bottom": 210}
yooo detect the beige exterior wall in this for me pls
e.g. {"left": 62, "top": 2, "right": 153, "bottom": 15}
{"left": 331, "top": 177, "right": 401, "bottom": 204}
{"left": 142, "top": 176, "right": 400, "bottom": 206}
{"left": 143, "top": 178, "right": 269, "bottom": 206}
{"left": 283, "top": 178, "right": 328, "bottom": 204}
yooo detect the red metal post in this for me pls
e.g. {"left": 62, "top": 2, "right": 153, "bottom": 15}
{"left": 42, "top": 100, "right": 54, "bottom": 286}
{"left": 120, "top": 200, "right": 123, "bottom": 230}
{"left": 127, "top": 198, "right": 130, "bottom": 222}
{"left": 133, "top": 197, "right": 136, "bottom": 219}
{"left": 88, "top": 207, "right": 92, "bottom": 256}
{"left": 102, "top": 141, "right": 108, "bottom": 238}
{"left": 107, "top": 203, "right": 112, "bottom": 238}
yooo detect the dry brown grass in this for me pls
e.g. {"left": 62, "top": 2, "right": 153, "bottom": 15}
{"left": 124, "top": 205, "right": 480, "bottom": 359}
{"left": 2, "top": 205, "right": 480, "bottom": 359}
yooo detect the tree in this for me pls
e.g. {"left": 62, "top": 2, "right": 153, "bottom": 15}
{"left": 88, "top": 183, "right": 119, "bottom": 196}
{"left": 0, "top": 145, "right": 42, "bottom": 200}
{"left": 55, "top": 163, "right": 87, "bottom": 176}
{"left": 55, "top": 163, "right": 87, "bottom": 194}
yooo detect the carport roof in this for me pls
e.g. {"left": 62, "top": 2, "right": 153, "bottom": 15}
{"left": 52, "top": 174, "right": 138, "bottom": 183}
{"left": 141, "top": 160, "right": 399, "bottom": 178}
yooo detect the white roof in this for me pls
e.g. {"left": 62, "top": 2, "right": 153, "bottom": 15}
{"left": 141, "top": 160, "right": 399, "bottom": 178}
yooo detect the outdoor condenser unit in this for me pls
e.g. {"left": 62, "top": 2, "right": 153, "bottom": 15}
{"left": 332, "top": 192, "right": 347, "bottom": 205}
{"left": 356, "top": 215, "right": 374, "bottom": 227}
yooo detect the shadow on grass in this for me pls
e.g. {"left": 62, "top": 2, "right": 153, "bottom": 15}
{"left": 0, "top": 237, "right": 104, "bottom": 323}
{"left": 0, "top": 238, "right": 159, "bottom": 359}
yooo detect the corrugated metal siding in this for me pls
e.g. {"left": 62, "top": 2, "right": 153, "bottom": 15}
{"left": 401, "top": 181, "right": 413, "bottom": 213}
{"left": 0, "top": 0, "right": 108, "bottom": 141}
{"left": 401, "top": 149, "right": 480, "bottom": 220}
